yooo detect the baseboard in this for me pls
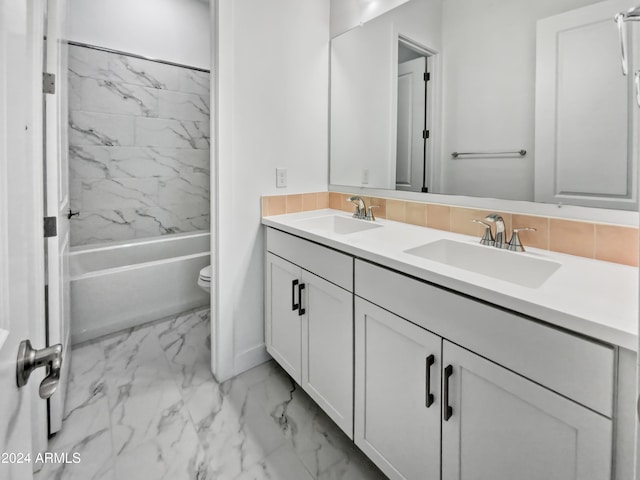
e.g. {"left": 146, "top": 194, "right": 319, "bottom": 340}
{"left": 234, "top": 343, "right": 271, "bottom": 376}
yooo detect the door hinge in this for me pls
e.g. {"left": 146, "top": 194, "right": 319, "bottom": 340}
{"left": 43, "top": 73, "right": 56, "bottom": 95}
{"left": 424, "top": 72, "right": 431, "bottom": 82}
{"left": 44, "top": 216, "right": 57, "bottom": 238}
{"left": 423, "top": 130, "right": 430, "bottom": 140}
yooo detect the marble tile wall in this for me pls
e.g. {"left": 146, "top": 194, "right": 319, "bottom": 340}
{"left": 68, "top": 45, "right": 211, "bottom": 246}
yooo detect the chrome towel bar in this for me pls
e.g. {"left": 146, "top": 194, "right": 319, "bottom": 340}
{"left": 451, "top": 149, "right": 526, "bottom": 158}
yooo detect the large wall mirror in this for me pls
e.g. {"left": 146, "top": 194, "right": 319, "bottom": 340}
{"left": 330, "top": 0, "right": 640, "bottom": 211}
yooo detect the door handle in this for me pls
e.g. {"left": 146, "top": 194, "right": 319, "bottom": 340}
{"left": 291, "top": 279, "right": 299, "bottom": 311}
{"left": 16, "top": 340, "right": 63, "bottom": 399}
{"left": 67, "top": 209, "right": 80, "bottom": 219}
{"left": 425, "top": 354, "right": 435, "bottom": 408}
{"left": 443, "top": 364, "right": 453, "bottom": 421}
{"left": 297, "top": 283, "right": 306, "bottom": 316}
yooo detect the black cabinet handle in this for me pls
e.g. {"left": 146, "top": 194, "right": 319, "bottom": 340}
{"left": 425, "top": 355, "right": 435, "bottom": 408}
{"left": 443, "top": 365, "right": 453, "bottom": 421}
{"left": 297, "top": 283, "right": 306, "bottom": 316}
{"left": 291, "top": 279, "right": 299, "bottom": 311}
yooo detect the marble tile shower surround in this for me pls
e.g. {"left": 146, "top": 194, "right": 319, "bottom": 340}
{"left": 35, "top": 309, "right": 385, "bottom": 480}
{"left": 68, "top": 45, "right": 211, "bottom": 246}
{"left": 262, "top": 192, "right": 640, "bottom": 267}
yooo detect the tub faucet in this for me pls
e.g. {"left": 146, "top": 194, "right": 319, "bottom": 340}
{"left": 485, "top": 214, "right": 506, "bottom": 249}
{"left": 348, "top": 196, "right": 366, "bottom": 219}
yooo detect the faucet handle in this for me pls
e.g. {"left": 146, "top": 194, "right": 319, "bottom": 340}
{"left": 507, "top": 227, "right": 537, "bottom": 252}
{"left": 471, "top": 219, "right": 495, "bottom": 246}
{"left": 365, "top": 205, "right": 379, "bottom": 221}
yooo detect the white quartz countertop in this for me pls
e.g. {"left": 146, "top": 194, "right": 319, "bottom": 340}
{"left": 262, "top": 209, "right": 639, "bottom": 351}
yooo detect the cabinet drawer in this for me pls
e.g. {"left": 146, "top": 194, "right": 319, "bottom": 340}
{"left": 267, "top": 228, "right": 353, "bottom": 292}
{"left": 355, "top": 260, "right": 615, "bottom": 417}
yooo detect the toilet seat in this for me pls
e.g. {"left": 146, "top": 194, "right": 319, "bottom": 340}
{"left": 198, "top": 265, "right": 212, "bottom": 293}
{"left": 199, "top": 265, "right": 212, "bottom": 281}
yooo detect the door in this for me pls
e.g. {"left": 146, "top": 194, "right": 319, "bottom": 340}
{"left": 301, "top": 270, "right": 353, "bottom": 437}
{"left": 265, "top": 253, "right": 303, "bottom": 383}
{"left": 354, "top": 298, "right": 441, "bottom": 480}
{"left": 0, "top": 0, "right": 49, "bottom": 478}
{"left": 396, "top": 56, "right": 427, "bottom": 192}
{"left": 535, "top": 0, "right": 638, "bottom": 210}
{"left": 441, "top": 341, "right": 612, "bottom": 480}
{"left": 44, "top": 0, "right": 71, "bottom": 435}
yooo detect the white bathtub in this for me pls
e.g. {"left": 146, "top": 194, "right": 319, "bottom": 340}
{"left": 70, "top": 231, "right": 211, "bottom": 344}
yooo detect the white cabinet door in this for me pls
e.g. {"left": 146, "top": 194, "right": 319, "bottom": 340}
{"left": 355, "top": 298, "right": 441, "bottom": 480}
{"left": 442, "top": 341, "right": 612, "bottom": 480}
{"left": 265, "top": 253, "right": 302, "bottom": 384}
{"left": 301, "top": 270, "right": 353, "bottom": 437}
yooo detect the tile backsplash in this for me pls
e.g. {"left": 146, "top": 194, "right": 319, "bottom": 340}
{"left": 68, "top": 45, "right": 211, "bottom": 246}
{"left": 262, "top": 192, "right": 639, "bottom": 267}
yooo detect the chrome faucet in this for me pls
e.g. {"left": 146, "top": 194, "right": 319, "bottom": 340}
{"left": 473, "top": 213, "right": 537, "bottom": 252}
{"left": 484, "top": 214, "right": 506, "bottom": 248}
{"left": 348, "top": 196, "right": 367, "bottom": 219}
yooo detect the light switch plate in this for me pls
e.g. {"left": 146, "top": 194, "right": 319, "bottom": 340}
{"left": 276, "top": 168, "right": 287, "bottom": 188}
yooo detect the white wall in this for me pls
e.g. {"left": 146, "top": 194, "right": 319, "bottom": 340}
{"left": 330, "top": 0, "right": 443, "bottom": 189}
{"left": 330, "top": 0, "right": 410, "bottom": 37}
{"left": 67, "top": 0, "right": 210, "bottom": 69}
{"left": 440, "top": 0, "right": 602, "bottom": 201}
{"left": 215, "top": 0, "right": 330, "bottom": 380}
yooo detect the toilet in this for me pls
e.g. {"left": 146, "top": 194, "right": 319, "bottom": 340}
{"left": 198, "top": 265, "right": 212, "bottom": 293}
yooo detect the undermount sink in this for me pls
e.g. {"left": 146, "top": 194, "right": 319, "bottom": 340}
{"left": 404, "top": 239, "right": 561, "bottom": 288}
{"left": 294, "top": 215, "right": 383, "bottom": 235}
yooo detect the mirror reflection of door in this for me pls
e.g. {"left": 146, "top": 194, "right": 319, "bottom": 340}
{"left": 396, "top": 41, "right": 431, "bottom": 192}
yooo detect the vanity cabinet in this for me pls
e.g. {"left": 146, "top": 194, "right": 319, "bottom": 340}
{"left": 355, "top": 296, "right": 612, "bottom": 480}
{"left": 354, "top": 259, "right": 615, "bottom": 480}
{"left": 265, "top": 229, "right": 354, "bottom": 437}
{"left": 264, "top": 228, "right": 622, "bottom": 480}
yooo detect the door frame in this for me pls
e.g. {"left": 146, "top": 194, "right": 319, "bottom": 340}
{"left": 395, "top": 55, "right": 427, "bottom": 192}
{"left": 394, "top": 33, "right": 441, "bottom": 194}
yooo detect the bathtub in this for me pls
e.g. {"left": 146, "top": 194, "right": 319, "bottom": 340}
{"left": 70, "top": 231, "right": 211, "bottom": 344}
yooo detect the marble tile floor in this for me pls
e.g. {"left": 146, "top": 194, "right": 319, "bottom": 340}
{"left": 35, "top": 309, "right": 386, "bottom": 480}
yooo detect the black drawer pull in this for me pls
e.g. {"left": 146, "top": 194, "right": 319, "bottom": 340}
{"left": 425, "top": 354, "right": 435, "bottom": 408}
{"left": 291, "top": 279, "right": 299, "bottom": 311}
{"left": 298, "top": 283, "right": 306, "bottom": 316}
{"left": 443, "top": 364, "right": 453, "bottom": 421}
